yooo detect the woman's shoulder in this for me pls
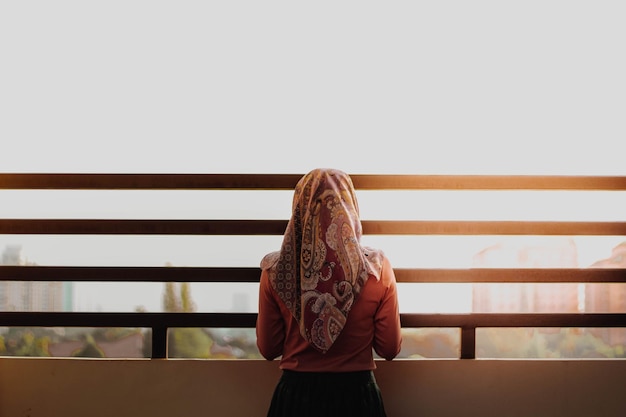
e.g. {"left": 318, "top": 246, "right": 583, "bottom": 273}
{"left": 363, "top": 247, "right": 396, "bottom": 286}
{"left": 363, "top": 246, "right": 385, "bottom": 261}
{"left": 260, "top": 250, "right": 280, "bottom": 270}
{"left": 362, "top": 246, "right": 391, "bottom": 279}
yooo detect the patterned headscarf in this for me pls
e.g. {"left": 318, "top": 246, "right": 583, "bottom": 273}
{"left": 260, "top": 168, "right": 383, "bottom": 353}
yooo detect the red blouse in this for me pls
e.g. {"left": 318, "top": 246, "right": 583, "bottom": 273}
{"left": 256, "top": 254, "right": 402, "bottom": 372}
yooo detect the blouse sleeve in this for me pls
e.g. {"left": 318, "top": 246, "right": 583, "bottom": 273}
{"left": 256, "top": 269, "right": 285, "bottom": 360}
{"left": 373, "top": 256, "right": 402, "bottom": 360}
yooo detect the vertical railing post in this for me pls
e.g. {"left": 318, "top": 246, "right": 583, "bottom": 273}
{"left": 460, "top": 326, "right": 476, "bottom": 359}
{"left": 151, "top": 326, "right": 168, "bottom": 359}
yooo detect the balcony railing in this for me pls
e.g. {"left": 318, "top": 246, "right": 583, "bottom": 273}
{"left": 1, "top": 173, "right": 625, "bottom": 359}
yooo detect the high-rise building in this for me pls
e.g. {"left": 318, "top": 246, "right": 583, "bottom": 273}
{"left": 0, "top": 245, "right": 71, "bottom": 312}
{"left": 586, "top": 242, "right": 626, "bottom": 347}
{"left": 471, "top": 238, "right": 580, "bottom": 313}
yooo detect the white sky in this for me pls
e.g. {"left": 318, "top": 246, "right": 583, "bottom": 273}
{"left": 1, "top": 2, "right": 624, "bottom": 313}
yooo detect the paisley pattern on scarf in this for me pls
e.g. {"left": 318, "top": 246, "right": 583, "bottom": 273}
{"left": 260, "top": 168, "right": 383, "bottom": 353}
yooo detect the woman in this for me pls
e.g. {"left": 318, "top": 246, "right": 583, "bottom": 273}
{"left": 256, "top": 168, "right": 402, "bottom": 417}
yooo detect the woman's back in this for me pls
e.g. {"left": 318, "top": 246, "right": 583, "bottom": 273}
{"left": 257, "top": 253, "right": 401, "bottom": 372}
{"left": 255, "top": 168, "right": 401, "bottom": 417}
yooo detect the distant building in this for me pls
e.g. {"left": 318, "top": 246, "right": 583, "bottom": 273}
{"left": 471, "top": 239, "right": 626, "bottom": 348}
{"left": 586, "top": 242, "right": 626, "bottom": 347}
{"left": 471, "top": 238, "right": 580, "bottom": 313}
{"left": 0, "top": 245, "right": 71, "bottom": 312}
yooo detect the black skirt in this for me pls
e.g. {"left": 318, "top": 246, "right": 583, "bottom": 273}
{"left": 266, "top": 369, "right": 388, "bottom": 417}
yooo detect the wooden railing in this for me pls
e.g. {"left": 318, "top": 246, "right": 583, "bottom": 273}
{"left": 1, "top": 173, "right": 625, "bottom": 359}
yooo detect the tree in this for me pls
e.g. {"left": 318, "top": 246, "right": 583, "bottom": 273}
{"left": 163, "top": 281, "right": 182, "bottom": 312}
{"left": 2, "top": 329, "right": 51, "bottom": 357}
{"left": 161, "top": 281, "right": 214, "bottom": 358}
{"left": 180, "top": 282, "right": 195, "bottom": 312}
{"left": 17, "top": 331, "right": 51, "bottom": 357}
{"left": 72, "top": 334, "right": 105, "bottom": 358}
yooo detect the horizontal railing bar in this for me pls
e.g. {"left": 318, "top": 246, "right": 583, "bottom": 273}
{"left": 1, "top": 266, "right": 624, "bottom": 283}
{"left": 0, "top": 219, "right": 288, "bottom": 235}
{"left": 0, "top": 312, "right": 258, "bottom": 328}
{"left": 2, "top": 312, "right": 625, "bottom": 328}
{"left": 0, "top": 266, "right": 262, "bottom": 282}
{"left": 401, "top": 313, "right": 626, "bottom": 328}
{"left": 1, "top": 219, "right": 625, "bottom": 235}
{"left": 393, "top": 268, "right": 626, "bottom": 283}
{"left": 0, "top": 174, "right": 303, "bottom": 190}
{"left": 1, "top": 173, "right": 625, "bottom": 190}
{"left": 363, "top": 220, "right": 626, "bottom": 235}
{"left": 352, "top": 175, "right": 626, "bottom": 191}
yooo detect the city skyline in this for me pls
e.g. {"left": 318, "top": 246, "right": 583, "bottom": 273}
{"left": 3, "top": 186, "right": 623, "bottom": 313}
{"left": 2, "top": 236, "right": 624, "bottom": 314}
